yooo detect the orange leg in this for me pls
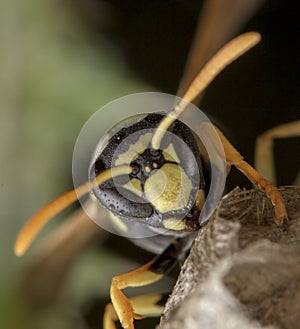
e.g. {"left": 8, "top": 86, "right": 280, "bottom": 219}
{"left": 104, "top": 293, "right": 167, "bottom": 329}
{"left": 255, "top": 120, "right": 300, "bottom": 185}
{"left": 109, "top": 260, "right": 162, "bottom": 329}
{"left": 105, "top": 238, "right": 186, "bottom": 329}
{"left": 214, "top": 125, "right": 287, "bottom": 224}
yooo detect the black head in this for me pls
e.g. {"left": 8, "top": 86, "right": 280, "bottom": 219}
{"left": 89, "top": 113, "right": 207, "bottom": 232}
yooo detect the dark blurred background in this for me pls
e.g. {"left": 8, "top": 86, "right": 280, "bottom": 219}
{"left": 0, "top": 1, "right": 299, "bottom": 328}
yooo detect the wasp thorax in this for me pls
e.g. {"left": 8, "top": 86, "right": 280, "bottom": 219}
{"left": 89, "top": 113, "right": 207, "bottom": 233}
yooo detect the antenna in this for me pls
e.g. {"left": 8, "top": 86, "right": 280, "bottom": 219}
{"left": 14, "top": 165, "right": 131, "bottom": 256}
{"left": 151, "top": 32, "right": 261, "bottom": 150}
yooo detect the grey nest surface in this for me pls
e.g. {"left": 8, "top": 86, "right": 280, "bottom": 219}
{"left": 158, "top": 186, "right": 300, "bottom": 329}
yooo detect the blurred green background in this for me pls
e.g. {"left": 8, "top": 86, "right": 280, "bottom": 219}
{"left": 0, "top": 1, "right": 299, "bottom": 329}
{"left": 0, "top": 1, "right": 151, "bottom": 328}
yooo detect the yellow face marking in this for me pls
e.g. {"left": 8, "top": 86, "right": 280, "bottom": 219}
{"left": 144, "top": 163, "right": 192, "bottom": 213}
{"left": 123, "top": 178, "right": 143, "bottom": 197}
{"left": 114, "top": 132, "right": 153, "bottom": 165}
{"left": 145, "top": 166, "right": 151, "bottom": 173}
{"left": 162, "top": 144, "right": 180, "bottom": 163}
{"left": 153, "top": 162, "right": 158, "bottom": 169}
{"left": 163, "top": 218, "right": 186, "bottom": 231}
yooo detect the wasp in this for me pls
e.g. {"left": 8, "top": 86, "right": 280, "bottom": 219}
{"left": 14, "top": 28, "right": 288, "bottom": 329}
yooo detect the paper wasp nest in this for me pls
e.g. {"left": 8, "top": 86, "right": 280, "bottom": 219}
{"left": 158, "top": 186, "right": 300, "bottom": 329}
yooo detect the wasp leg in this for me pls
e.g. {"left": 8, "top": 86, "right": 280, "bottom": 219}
{"left": 104, "top": 293, "right": 168, "bottom": 329}
{"left": 254, "top": 120, "right": 300, "bottom": 185}
{"left": 107, "top": 238, "right": 186, "bottom": 329}
{"left": 214, "top": 125, "right": 287, "bottom": 224}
